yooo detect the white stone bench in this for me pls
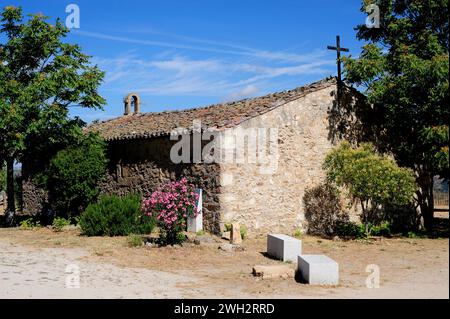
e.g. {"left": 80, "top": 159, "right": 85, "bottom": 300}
{"left": 267, "top": 234, "right": 302, "bottom": 262}
{"left": 297, "top": 255, "right": 339, "bottom": 285}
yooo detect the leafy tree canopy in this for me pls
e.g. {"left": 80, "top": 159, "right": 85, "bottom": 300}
{"left": 343, "top": 0, "right": 449, "bottom": 230}
{"left": 43, "top": 132, "right": 108, "bottom": 217}
{"left": 0, "top": 6, "right": 105, "bottom": 219}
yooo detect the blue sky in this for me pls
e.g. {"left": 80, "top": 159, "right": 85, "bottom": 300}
{"left": 4, "top": 0, "right": 367, "bottom": 123}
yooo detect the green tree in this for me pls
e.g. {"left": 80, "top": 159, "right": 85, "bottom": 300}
{"left": 343, "top": 0, "right": 449, "bottom": 230}
{"left": 324, "top": 142, "right": 417, "bottom": 234}
{"left": 0, "top": 6, "right": 105, "bottom": 224}
{"left": 0, "top": 163, "right": 5, "bottom": 192}
{"left": 79, "top": 193, "right": 156, "bottom": 237}
{"left": 43, "top": 133, "right": 107, "bottom": 217}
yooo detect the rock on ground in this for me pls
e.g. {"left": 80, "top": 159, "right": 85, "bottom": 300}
{"left": 252, "top": 265, "right": 295, "bottom": 279}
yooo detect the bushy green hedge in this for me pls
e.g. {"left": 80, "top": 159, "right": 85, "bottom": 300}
{"left": 324, "top": 142, "right": 417, "bottom": 234}
{"left": 79, "top": 193, "right": 155, "bottom": 236}
{"left": 42, "top": 132, "right": 107, "bottom": 218}
{"left": 336, "top": 221, "right": 392, "bottom": 239}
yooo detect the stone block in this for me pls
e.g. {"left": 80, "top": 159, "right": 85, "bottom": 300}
{"left": 252, "top": 265, "right": 295, "bottom": 279}
{"left": 230, "top": 223, "right": 242, "bottom": 245}
{"left": 267, "top": 234, "right": 302, "bottom": 262}
{"left": 221, "top": 231, "right": 231, "bottom": 241}
{"left": 297, "top": 255, "right": 339, "bottom": 285}
{"left": 218, "top": 243, "right": 244, "bottom": 252}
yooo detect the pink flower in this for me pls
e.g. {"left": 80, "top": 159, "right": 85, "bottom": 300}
{"left": 142, "top": 178, "right": 198, "bottom": 242}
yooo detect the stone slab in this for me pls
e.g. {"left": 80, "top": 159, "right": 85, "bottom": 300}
{"left": 218, "top": 243, "right": 244, "bottom": 252}
{"left": 297, "top": 254, "right": 339, "bottom": 285}
{"left": 267, "top": 234, "right": 302, "bottom": 262}
{"left": 230, "top": 223, "right": 242, "bottom": 245}
{"left": 221, "top": 231, "right": 231, "bottom": 241}
{"left": 252, "top": 265, "right": 295, "bottom": 279}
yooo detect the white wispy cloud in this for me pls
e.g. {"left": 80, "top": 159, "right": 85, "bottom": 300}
{"left": 80, "top": 28, "right": 335, "bottom": 107}
{"left": 74, "top": 30, "right": 248, "bottom": 56}
{"left": 93, "top": 53, "right": 333, "bottom": 99}
{"left": 74, "top": 29, "right": 328, "bottom": 63}
{"left": 223, "top": 85, "right": 260, "bottom": 102}
{"left": 129, "top": 29, "right": 321, "bottom": 63}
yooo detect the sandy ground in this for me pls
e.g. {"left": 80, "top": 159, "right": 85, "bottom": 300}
{"left": 0, "top": 227, "right": 448, "bottom": 299}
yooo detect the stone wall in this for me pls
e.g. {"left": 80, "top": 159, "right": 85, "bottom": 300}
{"left": 217, "top": 84, "right": 341, "bottom": 235}
{"left": 99, "top": 137, "right": 222, "bottom": 233}
{"left": 22, "top": 178, "right": 47, "bottom": 215}
{"left": 19, "top": 82, "right": 362, "bottom": 233}
{"left": 0, "top": 191, "right": 6, "bottom": 215}
{"left": 21, "top": 158, "right": 47, "bottom": 216}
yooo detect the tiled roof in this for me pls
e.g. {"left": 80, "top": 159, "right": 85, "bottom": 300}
{"left": 88, "top": 77, "right": 336, "bottom": 141}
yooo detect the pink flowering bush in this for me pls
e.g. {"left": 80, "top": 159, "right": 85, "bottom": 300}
{"left": 142, "top": 178, "right": 199, "bottom": 245}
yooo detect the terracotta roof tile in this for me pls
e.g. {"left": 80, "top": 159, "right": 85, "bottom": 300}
{"left": 88, "top": 77, "right": 336, "bottom": 141}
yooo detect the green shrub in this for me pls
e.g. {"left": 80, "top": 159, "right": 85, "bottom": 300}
{"left": 240, "top": 224, "right": 248, "bottom": 240}
{"left": 79, "top": 193, "right": 155, "bottom": 236}
{"left": 406, "top": 231, "right": 427, "bottom": 239}
{"left": 336, "top": 221, "right": 392, "bottom": 239}
{"left": 223, "top": 223, "right": 247, "bottom": 239}
{"left": 407, "top": 231, "right": 417, "bottom": 239}
{"left": 303, "top": 183, "right": 350, "bottom": 237}
{"left": 336, "top": 221, "right": 366, "bottom": 239}
{"left": 72, "top": 215, "right": 81, "bottom": 226}
{"left": 127, "top": 234, "right": 144, "bottom": 247}
{"left": 177, "top": 233, "right": 187, "bottom": 243}
{"left": 19, "top": 218, "right": 40, "bottom": 230}
{"left": 44, "top": 133, "right": 107, "bottom": 217}
{"left": 384, "top": 203, "right": 421, "bottom": 233}
{"left": 52, "top": 217, "right": 70, "bottom": 232}
{"left": 293, "top": 228, "right": 303, "bottom": 238}
{"left": 369, "top": 222, "right": 391, "bottom": 236}
{"left": 324, "top": 142, "right": 417, "bottom": 234}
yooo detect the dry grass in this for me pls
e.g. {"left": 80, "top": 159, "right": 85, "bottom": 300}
{"left": 0, "top": 227, "right": 448, "bottom": 298}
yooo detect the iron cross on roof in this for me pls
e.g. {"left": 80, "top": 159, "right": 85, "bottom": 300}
{"left": 327, "top": 35, "right": 349, "bottom": 84}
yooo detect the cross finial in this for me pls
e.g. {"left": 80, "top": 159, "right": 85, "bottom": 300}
{"left": 327, "top": 35, "right": 349, "bottom": 85}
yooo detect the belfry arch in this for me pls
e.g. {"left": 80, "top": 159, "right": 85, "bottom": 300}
{"left": 124, "top": 93, "right": 141, "bottom": 115}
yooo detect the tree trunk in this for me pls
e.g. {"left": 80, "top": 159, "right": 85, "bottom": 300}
{"left": 361, "top": 200, "right": 370, "bottom": 237}
{"left": 421, "top": 192, "right": 434, "bottom": 232}
{"left": 417, "top": 172, "right": 434, "bottom": 232}
{"left": 5, "top": 157, "right": 16, "bottom": 226}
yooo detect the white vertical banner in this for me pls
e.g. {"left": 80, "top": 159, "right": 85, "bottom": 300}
{"left": 187, "top": 188, "right": 203, "bottom": 232}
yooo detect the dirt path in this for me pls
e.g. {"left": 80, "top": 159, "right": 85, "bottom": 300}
{"left": 0, "top": 228, "right": 448, "bottom": 299}
{"left": 0, "top": 241, "right": 197, "bottom": 298}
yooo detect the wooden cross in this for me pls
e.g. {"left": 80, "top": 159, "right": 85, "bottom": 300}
{"left": 327, "top": 35, "right": 349, "bottom": 85}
